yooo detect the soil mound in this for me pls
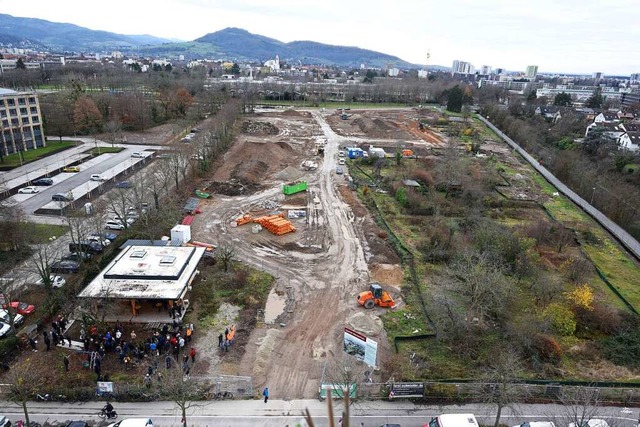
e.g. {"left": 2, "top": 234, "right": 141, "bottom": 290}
{"left": 370, "top": 263, "right": 404, "bottom": 286}
{"left": 242, "top": 120, "right": 279, "bottom": 135}
{"left": 209, "top": 178, "right": 263, "bottom": 196}
{"left": 232, "top": 159, "right": 269, "bottom": 184}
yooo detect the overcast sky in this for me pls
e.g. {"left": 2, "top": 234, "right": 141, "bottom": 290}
{"left": 2, "top": 0, "right": 639, "bottom": 75}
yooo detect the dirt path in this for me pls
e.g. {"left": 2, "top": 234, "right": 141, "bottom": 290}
{"left": 192, "top": 111, "right": 386, "bottom": 398}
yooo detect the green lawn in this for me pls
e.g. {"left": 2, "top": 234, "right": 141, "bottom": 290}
{"left": 0, "top": 141, "right": 76, "bottom": 168}
{"left": 257, "top": 99, "right": 412, "bottom": 109}
{"left": 85, "top": 146, "right": 125, "bottom": 155}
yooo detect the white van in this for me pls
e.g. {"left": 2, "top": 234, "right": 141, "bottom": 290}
{"left": 513, "top": 422, "right": 556, "bottom": 427}
{"left": 108, "top": 419, "right": 153, "bottom": 427}
{"left": 426, "top": 414, "right": 479, "bottom": 427}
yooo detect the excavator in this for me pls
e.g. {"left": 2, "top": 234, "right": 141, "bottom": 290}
{"left": 357, "top": 283, "right": 395, "bottom": 309}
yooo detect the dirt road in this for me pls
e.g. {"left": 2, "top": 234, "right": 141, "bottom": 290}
{"left": 196, "top": 111, "right": 380, "bottom": 398}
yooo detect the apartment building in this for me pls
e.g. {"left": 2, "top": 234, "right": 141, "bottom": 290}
{"left": 0, "top": 88, "right": 46, "bottom": 156}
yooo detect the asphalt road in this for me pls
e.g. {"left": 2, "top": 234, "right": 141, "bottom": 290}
{"left": 0, "top": 400, "right": 638, "bottom": 427}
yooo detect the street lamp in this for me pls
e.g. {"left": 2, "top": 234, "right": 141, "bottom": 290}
{"left": 590, "top": 187, "right": 596, "bottom": 205}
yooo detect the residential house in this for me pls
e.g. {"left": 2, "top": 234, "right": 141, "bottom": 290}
{"left": 585, "top": 121, "right": 625, "bottom": 138}
{"left": 621, "top": 123, "right": 640, "bottom": 133}
{"left": 618, "top": 131, "right": 640, "bottom": 151}
{"left": 535, "top": 106, "right": 564, "bottom": 123}
{"left": 593, "top": 111, "right": 620, "bottom": 124}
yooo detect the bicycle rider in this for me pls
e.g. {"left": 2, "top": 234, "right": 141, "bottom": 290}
{"left": 103, "top": 401, "right": 115, "bottom": 417}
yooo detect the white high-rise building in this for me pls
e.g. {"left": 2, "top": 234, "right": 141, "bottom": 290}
{"left": 480, "top": 65, "right": 492, "bottom": 75}
{"left": 452, "top": 60, "right": 474, "bottom": 75}
{"left": 525, "top": 65, "right": 539, "bottom": 79}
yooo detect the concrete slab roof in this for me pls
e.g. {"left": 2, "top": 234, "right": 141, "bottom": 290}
{"left": 78, "top": 245, "right": 206, "bottom": 300}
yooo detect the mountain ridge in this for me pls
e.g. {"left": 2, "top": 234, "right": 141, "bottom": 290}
{"left": 0, "top": 14, "right": 441, "bottom": 69}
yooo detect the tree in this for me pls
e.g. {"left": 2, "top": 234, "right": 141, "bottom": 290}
{"left": 526, "top": 90, "right": 537, "bottom": 103}
{"left": 16, "top": 58, "right": 26, "bottom": 70}
{"left": 104, "top": 120, "right": 122, "bottom": 147}
{"left": 231, "top": 63, "right": 240, "bottom": 75}
{"left": 30, "top": 243, "right": 60, "bottom": 296}
{"left": 445, "top": 85, "right": 466, "bottom": 113}
{"left": 7, "top": 358, "right": 46, "bottom": 427}
{"left": 559, "top": 386, "right": 606, "bottom": 427}
{"left": 161, "top": 356, "right": 200, "bottom": 427}
{"left": 74, "top": 96, "right": 103, "bottom": 136}
{"left": 553, "top": 92, "right": 572, "bottom": 107}
{"left": 216, "top": 245, "right": 235, "bottom": 272}
{"left": 483, "top": 349, "right": 525, "bottom": 427}
{"left": 585, "top": 88, "right": 604, "bottom": 109}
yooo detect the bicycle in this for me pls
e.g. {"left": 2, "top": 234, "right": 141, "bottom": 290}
{"left": 36, "top": 393, "right": 67, "bottom": 401}
{"left": 98, "top": 408, "right": 118, "bottom": 420}
{"left": 213, "top": 391, "right": 234, "bottom": 400}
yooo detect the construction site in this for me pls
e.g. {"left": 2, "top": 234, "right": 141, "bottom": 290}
{"left": 185, "top": 107, "right": 444, "bottom": 398}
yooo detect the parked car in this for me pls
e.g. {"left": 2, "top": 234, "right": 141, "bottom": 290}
{"left": 91, "top": 174, "right": 106, "bottom": 181}
{"left": 18, "top": 186, "right": 39, "bottom": 194}
{"left": 62, "top": 166, "right": 80, "bottom": 172}
{"left": 62, "top": 252, "right": 92, "bottom": 262}
{"left": 0, "top": 321, "right": 13, "bottom": 338}
{"left": 513, "top": 422, "right": 556, "bottom": 427}
{"left": 113, "top": 215, "right": 135, "bottom": 225}
{"left": 0, "top": 415, "right": 13, "bottom": 427}
{"left": 66, "top": 422, "right": 89, "bottom": 427}
{"left": 336, "top": 167, "right": 344, "bottom": 175}
{"left": 108, "top": 418, "right": 153, "bottom": 427}
{"left": 87, "top": 235, "right": 111, "bottom": 246}
{"left": 338, "top": 151, "right": 345, "bottom": 157}
{"left": 68, "top": 241, "right": 103, "bottom": 254}
{"left": 338, "top": 159, "right": 345, "bottom": 165}
{"left": 131, "top": 151, "right": 145, "bottom": 158}
{"left": 3, "top": 301, "right": 36, "bottom": 316}
{"left": 0, "top": 309, "right": 24, "bottom": 326}
{"left": 32, "top": 177, "right": 54, "bottom": 186}
{"left": 35, "top": 275, "right": 66, "bottom": 289}
{"left": 568, "top": 420, "right": 609, "bottom": 427}
{"left": 52, "top": 193, "right": 73, "bottom": 202}
{"left": 105, "top": 220, "right": 126, "bottom": 230}
{"left": 115, "top": 181, "right": 132, "bottom": 189}
{"left": 51, "top": 259, "right": 81, "bottom": 274}
{"left": 89, "top": 232, "right": 117, "bottom": 241}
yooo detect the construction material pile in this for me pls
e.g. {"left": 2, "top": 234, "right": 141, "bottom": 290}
{"left": 234, "top": 213, "right": 296, "bottom": 236}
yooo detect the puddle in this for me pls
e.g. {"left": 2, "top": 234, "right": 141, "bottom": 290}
{"left": 264, "top": 288, "right": 286, "bottom": 324}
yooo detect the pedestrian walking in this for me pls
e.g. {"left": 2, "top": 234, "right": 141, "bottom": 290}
{"left": 189, "top": 347, "right": 196, "bottom": 363}
{"left": 263, "top": 387, "right": 269, "bottom": 403}
{"left": 63, "top": 355, "right": 70, "bottom": 372}
{"left": 185, "top": 325, "right": 192, "bottom": 342}
{"left": 218, "top": 333, "right": 223, "bottom": 347}
{"left": 144, "top": 373, "right": 152, "bottom": 388}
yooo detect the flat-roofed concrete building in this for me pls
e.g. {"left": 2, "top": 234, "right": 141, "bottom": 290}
{"left": 0, "top": 87, "right": 46, "bottom": 157}
{"left": 78, "top": 245, "right": 206, "bottom": 322}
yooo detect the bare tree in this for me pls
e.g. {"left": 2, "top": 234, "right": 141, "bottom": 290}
{"left": 160, "top": 356, "right": 200, "bottom": 427}
{"left": 104, "top": 120, "right": 122, "bottom": 147}
{"left": 483, "top": 349, "right": 525, "bottom": 427}
{"left": 30, "top": 243, "right": 60, "bottom": 295}
{"left": 559, "top": 386, "right": 606, "bottom": 427}
{"left": 7, "top": 357, "right": 46, "bottom": 427}
{"left": 216, "top": 245, "right": 235, "bottom": 272}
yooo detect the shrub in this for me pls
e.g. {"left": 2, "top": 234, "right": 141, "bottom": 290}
{"left": 395, "top": 187, "right": 408, "bottom": 206}
{"left": 574, "top": 303, "right": 622, "bottom": 336}
{"left": 599, "top": 314, "right": 640, "bottom": 368}
{"left": 412, "top": 169, "right": 434, "bottom": 186}
{"left": 542, "top": 302, "right": 576, "bottom": 336}
{"left": 533, "top": 334, "right": 563, "bottom": 364}
{"left": 564, "top": 284, "right": 594, "bottom": 310}
{"left": 0, "top": 335, "right": 18, "bottom": 358}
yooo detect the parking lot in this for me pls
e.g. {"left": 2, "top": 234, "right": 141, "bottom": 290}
{"left": 1, "top": 139, "right": 159, "bottom": 218}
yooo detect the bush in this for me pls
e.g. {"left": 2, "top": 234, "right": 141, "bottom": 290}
{"left": 533, "top": 334, "right": 563, "bottom": 364}
{"left": 574, "top": 303, "right": 622, "bottom": 336}
{"left": 542, "top": 303, "right": 576, "bottom": 336}
{"left": 0, "top": 335, "right": 18, "bottom": 358}
{"left": 599, "top": 314, "right": 640, "bottom": 368}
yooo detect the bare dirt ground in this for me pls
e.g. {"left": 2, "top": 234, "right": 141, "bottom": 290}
{"left": 325, "top": 108, "right": 446, "bottom": 149}
{"left": 188, "top": 109, "right": 404, "bottom": 398}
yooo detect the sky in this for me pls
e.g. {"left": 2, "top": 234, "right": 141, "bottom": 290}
{"left": 2, "top": 0, "right": 640, "bottom": 75}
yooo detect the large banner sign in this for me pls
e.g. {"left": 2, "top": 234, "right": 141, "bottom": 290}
{"left": 343, "top": 327, "right": 378, "bottom": 367}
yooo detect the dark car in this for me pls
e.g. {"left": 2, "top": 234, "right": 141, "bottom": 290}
{"left": 89, "top": 232, "right": 117, "bottom": 242}
{"left": 52, "top": 193, "right": 73, "bottom": 202}
{"left": 115, "top": 181, "right": 131, "bottom": 188}
{"left": 69, "top": 241, "right": 103, "bottom": 254}
{"left": 62, "top": 252, "right": 92, "bottom": 262}
{"left": 50, "top": 260, "right": 80, "bottom": 274}
{"left": 33, "top": 177, "right": 54, "bottom": 186}
{"left": 66, "top": 421, "right": 89, "bottom": 427}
